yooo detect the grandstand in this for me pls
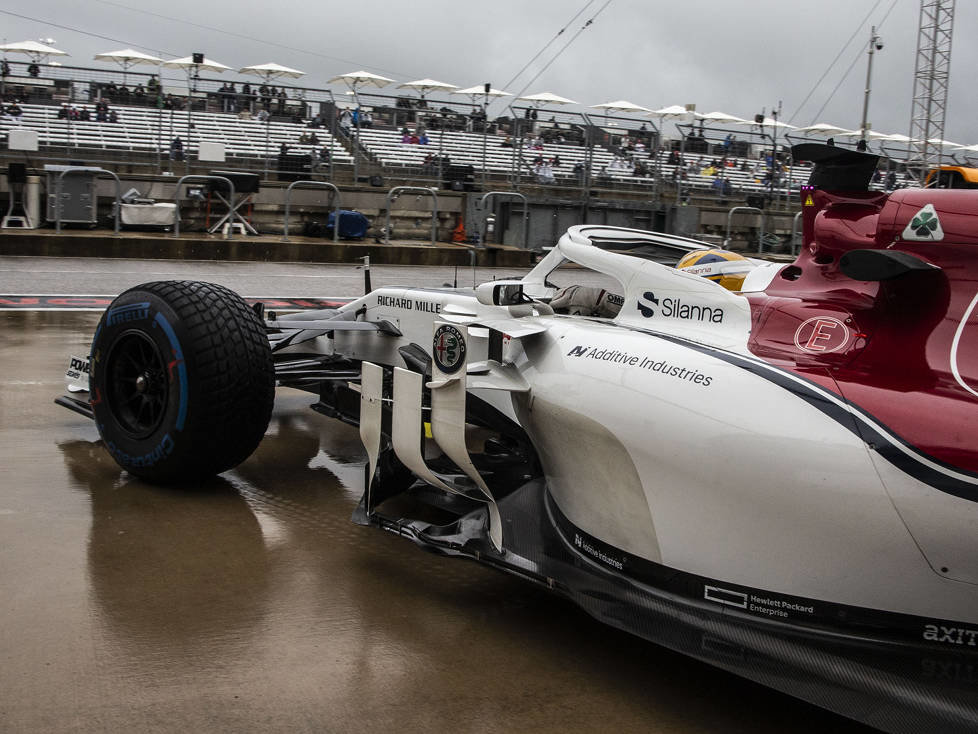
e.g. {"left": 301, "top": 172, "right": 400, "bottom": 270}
{"left": 3, "top": 102, "right": 352, "bottom": 165}
{"left": 0, "top": 62, "right": 924, "bottom": 252}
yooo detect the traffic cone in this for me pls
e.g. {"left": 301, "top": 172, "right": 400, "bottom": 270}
{"left": 452, "top": 215, "right": 466, "bottom": 243}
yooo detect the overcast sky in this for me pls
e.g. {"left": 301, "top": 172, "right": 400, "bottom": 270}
{"left": 3, "top": 0, "right": 976, "bottom": 144}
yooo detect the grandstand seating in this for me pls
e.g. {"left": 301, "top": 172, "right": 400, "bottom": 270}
{"left": 0, "top": 101, "right": 917, "bottom": 195}
{"left": 0, "top": 102, "right": 353, "bottom": 165}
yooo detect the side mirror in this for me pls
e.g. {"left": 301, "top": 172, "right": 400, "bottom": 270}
{"left": 475, "top": 280, "right": 527, "bottom": 306}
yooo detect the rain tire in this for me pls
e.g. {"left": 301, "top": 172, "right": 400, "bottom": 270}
{"left": 90, "top": 280, "right": 274, "bottom": 483}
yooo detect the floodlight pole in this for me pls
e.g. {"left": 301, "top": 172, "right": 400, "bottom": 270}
{"left": 262, "top": 72, "right": 272, "bottom": 177}
{"left": 352, "top": 83, "right": 361, "bottom": 184}
{"left": 860, "top": 26, "right": 881, "bottom": 145}
{"left": 481, "top": 88, "right": 489, "bottom": 190}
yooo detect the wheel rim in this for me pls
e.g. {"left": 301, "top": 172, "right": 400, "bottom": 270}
{"left": 105, "top": 331, "right": 169, "bottom": 438}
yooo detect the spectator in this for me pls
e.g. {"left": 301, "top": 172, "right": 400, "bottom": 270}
{"left": 884, "top": 171, "right": 897, "bottom": 191}
{"left": 409, "top": 133, "right": 420, "bottom": 144}
{"left": 276, "top": 88, "right": 287, "bottom": 114}
{"left": 147, "top": 75, "right": 159, "bottom": 93}
{"left": 79, "top": 106, "right": 91, "bottom": 121}
{"left": 108, "top": 109, "right": 119, "bottom": 123}
{"left": 256, "top": 108, "right": 269, "bottom": 122}
{"left": 279, "top": 142, "right": 289, "bottom": 156}
{"left": 536, "top": 161, "right": 555, "bottom": 184}
{"left": 1, "top": 59, "right": 10, "bottom": 77}
{"left": 118, "top": 85, "right": 130, "bottom": 104}
{"left": 309, "top": 132, "right": 319, "bottom": 145}
{"left": 298, "top": 131, "right": 311, "bottom": 144}
{"left": 501, "top": 135, "right": 513, "bottom": 148}
{"left": 259, "top": 83, "right": 270, "bottom": 109}
{"left": 133, "top": 83, "right": 145, "bottom": 103}
{"left": 552, "top": 155, "right": 562, "bottom": 167}
{"left": 316, "top": 146, "right": 331, "bottom": 169}
{"left": 27, "top": 62, "right": 40, "bottom": 77}
{"left": 418, "top": 132, "right": 429, "bottom": 145}
{"left": 169, "top": 136, "right": 184, "bottom": 161}
{"left": 401, "top": 130, "right": 412, "bottom": 143}
{"left": 6, "top": 100, "right": 23, "bottom": 118}
{"left": 57, "top": 103, "right": 69, "bottom": 119}
{"left": 361, "top": 110, "right": 373, "bottom": 128}
{"left": 240, "top": 82, "right": 252, "bottom": 113}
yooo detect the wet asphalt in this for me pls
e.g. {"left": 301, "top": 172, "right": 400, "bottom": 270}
{"left": 0, "top": 257, "right": 873, "bottom": 733}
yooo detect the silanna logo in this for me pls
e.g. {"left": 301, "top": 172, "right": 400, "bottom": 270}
{"left": 637, "top": 291, "right": 724, "bottom": 323}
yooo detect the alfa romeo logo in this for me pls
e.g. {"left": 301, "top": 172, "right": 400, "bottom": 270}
{"left": 433, "top": 324, "right": 466, "bottom": 374}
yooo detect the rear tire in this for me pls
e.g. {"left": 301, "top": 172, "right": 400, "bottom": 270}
{"left": 90, "top": 281, "right": 274, "bottom": 482}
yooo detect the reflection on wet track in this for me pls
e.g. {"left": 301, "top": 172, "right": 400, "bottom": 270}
{"left": 0, "top": 311, "right": 875, "bottom": 733}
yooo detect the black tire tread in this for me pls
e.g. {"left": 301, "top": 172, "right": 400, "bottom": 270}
{"left": 97, "top": 280, "right": 274, "bottom": 481}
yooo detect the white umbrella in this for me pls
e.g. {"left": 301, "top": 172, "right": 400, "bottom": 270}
{"left": 0, "top": 40, "right": 69, "bottom": 63}
{"left": 454, "top": 85, "right": 512, "bottom": 98}
{"left": 738, "top": 116, "right": 796, "bottom": 130}
{"left": 928, "top": 137, "right": 965, "bottom": 148}
{"left": 397, "top": 78, "right": 457, "bottom": 96}
{"left": 240, "top": 64, "right": 306, "bottom": 174}
{"left": 591, "top": 99, "right": 652, "bottom": 114}
{"left": 879, "top": 133, "right": 913, "bottom": 143}
{"left": 163, "top": 55, "right": 232, "bottom": 73}
{"left": 328, "top": 70, "right": 394, "bottom": 88}
{"left": 519, "top": 91, "right": 578, "bottom": 106}
{"left": 239, "top": 62, "right": 306, "bottom": 80}
{"left": 650, "top": 104, "right": 690, "bottom": 116}
{"left": 794, "top": 122, "right": 855, "bottom": 136}
{"left": 328, "top": 71, "right": 394, "bottom": 181}
{"left": 94, "top": 49, "right": 163, "bottom": 85}
{"left": 696, "top": 110, "right": 749, "bottom": 124}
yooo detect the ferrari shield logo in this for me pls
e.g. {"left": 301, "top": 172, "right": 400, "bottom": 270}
{"left": 433, "top": 324, "right": 466, "bottom": 374}
{"left": 902, "top": 204, "right": 944, "bottom": 241}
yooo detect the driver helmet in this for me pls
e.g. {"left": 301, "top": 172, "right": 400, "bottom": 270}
{"left": 676, "top": 248, "right": 756, "bottom": 291}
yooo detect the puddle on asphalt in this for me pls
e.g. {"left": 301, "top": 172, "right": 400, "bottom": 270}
{"left": 0, "top": 312, "right": 872, "bottom": 733}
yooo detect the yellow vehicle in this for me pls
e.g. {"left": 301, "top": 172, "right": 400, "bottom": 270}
{"left": 925, "top": 165, "right": 978, "bottom": 188}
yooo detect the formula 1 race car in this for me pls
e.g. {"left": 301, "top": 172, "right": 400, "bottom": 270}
{"left": 57, "top": 144, "right": 978, "bottom": 732}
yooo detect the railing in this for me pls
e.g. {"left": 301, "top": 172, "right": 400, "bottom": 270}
{"left": 282, "top": 181, "right": 341, "bottom": 242}
{"left": 54, "top": 167, "right": 122, "bottom": 236}
{"left": 172, "top": 175, "right": 234, "bottom": 239}
{"left": 384, "top": 186, "right": 438, "bottom": 246}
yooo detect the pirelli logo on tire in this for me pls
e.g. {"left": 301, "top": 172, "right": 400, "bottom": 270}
{"left": 106, "top": 302, "right": 151, "bottom": 326}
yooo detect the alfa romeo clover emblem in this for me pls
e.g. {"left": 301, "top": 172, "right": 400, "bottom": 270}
{"left": 902, "top": 203, "right": 944, "bottom": 242}
{"left": 433, "top": 324, "right": 466, "bottom": 374}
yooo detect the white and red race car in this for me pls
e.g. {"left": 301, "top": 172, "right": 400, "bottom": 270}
{"left": 59, "top": 144, "right": 978, "bottom": 732}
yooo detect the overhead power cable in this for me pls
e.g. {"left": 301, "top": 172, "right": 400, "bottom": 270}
{"left": 501, "top": 0, "right": 595, "bottom": 91}
{"left": 786, "top": 0, "right": 883, "bottom": 125}
{"left": 0, "top": 8, "right": 173, "bottom": 56}
{"left": 508, "top": 0, "right": 614, "bottom": 110}
{"left": 808, "top": 0, "right": 899, "bottom": 126}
